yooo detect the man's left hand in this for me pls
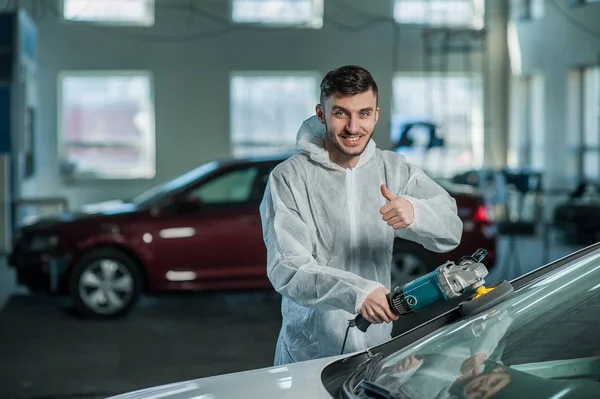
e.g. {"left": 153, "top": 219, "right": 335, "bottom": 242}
{"left": 460, "top": 353, "right": 488, "bottom": 376}
{"left": 380, "top": 184, "right": 414, "bottom": 229}
{"left": 393, "top": 355, "right": 423, "bottom": 373}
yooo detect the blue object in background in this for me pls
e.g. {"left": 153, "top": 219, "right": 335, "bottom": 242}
{"left": 0, "top": 11, "right": 15, "bottom": 156}
{"left": 0, "top": 13, "right": 14, "bottom": 81}
{"left": 0, "top": 10, "right": 37, "bottom": 157}
{"left": 0, "top": 10, "right": 38, "bottom": 247}
{"left": 0, "top": 86, "right": 11, "bottom": 154}
{"left": 19, "top": 10, "right": 37, "bottom": 63}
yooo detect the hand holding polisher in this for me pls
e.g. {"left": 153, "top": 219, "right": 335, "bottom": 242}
{"left": 352, "top": 248, "right": 514, "bottom": 333}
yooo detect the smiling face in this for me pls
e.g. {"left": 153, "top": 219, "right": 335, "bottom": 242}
{"left": 316, "top": 89, "right": 379, "bottom": 168}
{"left": 459, "top": 368, "right": 511, "bottom": 399}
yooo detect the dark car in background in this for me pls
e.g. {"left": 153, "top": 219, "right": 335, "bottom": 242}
{"left": 8, "top": 153, "right": 497, "bottom": 318}
{"left": 553, "top": 181, "right": 600, "bottom": 246}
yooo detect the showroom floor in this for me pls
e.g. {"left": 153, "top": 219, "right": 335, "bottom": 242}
{"left": 0, "top": 235, "right": 583, "bottom": 399}
{"left": 0, "top": 291, "right": 283, "bottom": 399}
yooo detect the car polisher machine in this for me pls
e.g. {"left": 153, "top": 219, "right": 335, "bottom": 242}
{"left": 340, "top": 248, "right": 514, "bottom": 354}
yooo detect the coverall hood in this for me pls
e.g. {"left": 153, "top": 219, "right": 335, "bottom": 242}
{"left": 295, "top": 115, "right": 376, "bottom": 171}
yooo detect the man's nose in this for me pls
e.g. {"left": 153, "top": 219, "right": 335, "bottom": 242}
{"left": 346, "top": 117, "right": 360, "bottom": 134}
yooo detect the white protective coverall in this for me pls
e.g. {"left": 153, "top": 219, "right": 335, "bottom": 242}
{"left": 260, "top": 115, "right": 463, "bottom": 365}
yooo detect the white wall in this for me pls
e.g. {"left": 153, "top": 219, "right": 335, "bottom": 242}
{"left": 512, "top": 0, "right": 600, "bottom": 189}
{"left": 14, "top": 0, "right": 509, "bottom": 209}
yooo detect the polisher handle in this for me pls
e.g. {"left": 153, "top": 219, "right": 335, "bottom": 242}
{"left": 352, "top": 314, "right": 372, "bottom": 332}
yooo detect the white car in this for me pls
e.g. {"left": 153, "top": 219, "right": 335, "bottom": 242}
{"left": 109, "top": 243, "right": 600, "bottom": 399}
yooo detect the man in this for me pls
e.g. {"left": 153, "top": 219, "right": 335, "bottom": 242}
{"left": 259, "top": 65, "right": 463, "bottom": 365}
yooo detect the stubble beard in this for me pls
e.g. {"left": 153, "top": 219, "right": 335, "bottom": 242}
{"left": 324, "top": 125, "right": 373, "bottom": 158}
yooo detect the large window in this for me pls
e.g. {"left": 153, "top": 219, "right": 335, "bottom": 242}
{"left": 231, "top": 0, "right": 323, "bottom": 28}
{"left": 63, "top": 0, "right": 154, "bottom": 26}
{"left": 509, "top": 75, "right": 545, "bottom": 170}
{"left": 394, "top": 0, "right": 485, "bottom": 29}
{"left": 230, "top": 73, "right": 318, "bottom": 157}
{"left": 582, "top": 67, "right": 600, "bottom": 181}
{"left": 508, "top": 76, "right": 531, "bottom": 168}
{"left": 58, "top": 72, "right": 156, "bottom": 180}
{"left": 391, "top": 73, "right": 483, "bottom": 177}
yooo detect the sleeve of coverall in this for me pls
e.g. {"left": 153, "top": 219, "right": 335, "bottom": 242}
{"left": 396, "top": 164, "right": 463, "bottom": 253}
{"left": 260, "top": 171, "right": 384, "bottom": 315}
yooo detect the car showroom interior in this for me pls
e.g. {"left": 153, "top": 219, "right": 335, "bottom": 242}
{"left": 1, "top": 1, "right": 600, "bottom": 398}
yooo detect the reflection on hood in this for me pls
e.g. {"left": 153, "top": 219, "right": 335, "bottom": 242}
{"left": 294, "top": 115, "right": 377, "bottom": 171}
{"left": 20, "top": 200, "right": 137, "bottom": 229}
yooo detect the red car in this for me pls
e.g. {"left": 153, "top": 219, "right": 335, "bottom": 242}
{"left": 8, "top": 154, "right": 497, "bottom": 318}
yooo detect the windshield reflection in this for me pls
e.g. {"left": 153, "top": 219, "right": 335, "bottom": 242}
{"left": 372, "top": 249, "right": 600, "bottom": 399}
{"left": 375, "top": 309, "right": 513, "bottom": 398}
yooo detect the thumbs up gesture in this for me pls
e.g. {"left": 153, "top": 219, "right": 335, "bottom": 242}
{"left": 380, "top": 184, "right": 414, "bottom": 229}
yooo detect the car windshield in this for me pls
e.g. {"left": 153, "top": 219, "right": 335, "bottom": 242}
{"left": 131, "top": 161, "right": 220, "bottom": 208}
{"left": 370, "top": 247, "right": 600, "bottom": 399}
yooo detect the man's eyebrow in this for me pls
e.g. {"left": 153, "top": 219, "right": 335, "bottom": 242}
{"left": 331, "top": 106, "right": 374, "bottom": 113}
{"left": 331, "top": 105, "right": 350, "bottom": 113}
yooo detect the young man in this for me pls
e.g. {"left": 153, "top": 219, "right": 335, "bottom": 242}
{"left": 259, "top": 65, "right": 463, "bottom": 365}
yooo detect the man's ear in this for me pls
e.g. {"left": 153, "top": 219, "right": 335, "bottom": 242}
{"left": 374, "top": 106, "right": 380, "bottom": 124}
{"left": 315, "top": 104, "right": 326, "bottom": 125}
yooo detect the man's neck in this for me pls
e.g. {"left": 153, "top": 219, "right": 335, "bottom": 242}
{"left": 324, "top": 141, "right": 360, "bottom": 169}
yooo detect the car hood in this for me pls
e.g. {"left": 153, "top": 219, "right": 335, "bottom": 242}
{"left": 20, "top": 200, "right": 139, "bottom": 232}
{"left": 107, "top": 354, "right": 349, "bottom": 399}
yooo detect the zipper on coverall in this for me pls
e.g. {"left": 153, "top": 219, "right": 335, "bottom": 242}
{"left": 345, "top": 168, "right": 361, "bottom": 351}
{"left": 346, "top": 168, "right": 357, "bottom": 271}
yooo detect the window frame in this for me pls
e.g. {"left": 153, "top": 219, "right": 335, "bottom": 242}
{"left": 229, "top": 0, "right": 324, "bottom": 29}
{"left": 229, "top": 70, "right": 320, "bottom": 157}
{"left": 510, "top": 74, "right": 545, "bottom": 170}
{"left": 57, "top": 70, "right": 156, "bottom": 181}
{"left": 581, "top": 66, "right": 600, "bottom": 181}
{"left": 60, "top": 0, "right": 155, "bottom": 27}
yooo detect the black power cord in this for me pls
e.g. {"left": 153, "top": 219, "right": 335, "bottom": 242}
{"left": 341, "top": 322, "right": 352, "bottom": 355}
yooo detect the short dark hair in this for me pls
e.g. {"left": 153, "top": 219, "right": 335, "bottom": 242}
{"left": 319, "top": 65, "right": 379, "bottom": 105}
